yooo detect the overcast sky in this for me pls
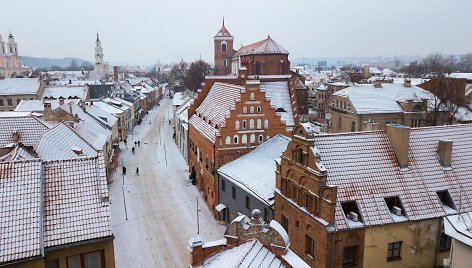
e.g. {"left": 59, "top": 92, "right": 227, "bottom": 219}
{"left": 2, "top": 0, "right": 471, "bottom": 66}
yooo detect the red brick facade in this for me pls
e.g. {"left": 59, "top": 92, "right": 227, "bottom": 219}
{"left": 274, "top": 125, "right": 364, "bottom": 267}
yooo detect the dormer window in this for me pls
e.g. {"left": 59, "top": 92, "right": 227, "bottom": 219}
{"left": 437, "top": 190, "right": 457, "bottom": 214}
{"left": 384, "top": 196, "right": 407, "bottom": 222}
{"left": 341, "top": 201, "right": 363, "bottom": 226}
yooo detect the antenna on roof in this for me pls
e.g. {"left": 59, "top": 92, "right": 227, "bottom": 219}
{"left": 222, "top": 16, "right": 225, "bottom": 26}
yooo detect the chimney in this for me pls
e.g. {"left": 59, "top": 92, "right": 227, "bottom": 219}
{"left": 437, "top": 140, "right": 453, "bottom": 169}
{"left": 363, "top": 120, "right": 379, "bottom": 131}
{"left": 81, "top": 101, "right": 86, "bottom": 112}
{"left": 386, "top": 124, "right": 410, "bottom": 170}
{"left": 59, "top": 97, "right": 64, "bottom": 106}
{"left": 68, "top": 103, "right": 73, "bottom": 114}
{"left": 403, "top": 78, "right": 412, "bottom": 88}
{"left": 113, "top": 66, "right": 118, "bottom": 81}
{"left": 374, "top": 80, "right": 382, "bottom": 88}
{"left": 43, "top": 101, "right": 52, "bottom": 116}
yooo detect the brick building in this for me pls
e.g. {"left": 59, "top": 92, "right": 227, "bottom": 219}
{"left": 275, "top": 122, "right": 472, "bottom": 267}
{"left": 188, "top": 22, "right": 307, "bottom": 214}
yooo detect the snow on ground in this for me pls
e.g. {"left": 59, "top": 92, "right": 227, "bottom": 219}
{"left": 109, "top": 98, "right": 226, "bottom": 268}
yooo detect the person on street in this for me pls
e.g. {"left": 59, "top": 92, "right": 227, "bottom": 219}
{"left": 136, "top": 167, "right": 139, "bottom": 176}
{"left": 134, "top": 141, "right": 137, "bottom": 146}
{"left": 132, "top": 147, "right": 135, "bottom": 154}
{"left": 122, "top": 166, "right": 127, "bottom": 175}
{"left": 138, "top": 140, "right": 141, "bottom": 146}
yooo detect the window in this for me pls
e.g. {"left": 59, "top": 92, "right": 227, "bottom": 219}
{"left": 258, "top": 134, "right": 263, "bottom": 143}
{"left": 16, "top": 98, "right": 21, "bottom": 105}
{"left": 67, "top": 251, "right": 103, "bottom": 268}
{"left": 221, "top": 43, "right": 227, "bottom": 53}
{"left": 338, "top": 116, "right": 342, "bottom": 130}
{"left": 221, "top": 180, "right": 226, "bottom": 192}
{"left": 45, "top": 259, "right": 59, "bottom": 268}
{"left": 249, "top": 119, "right": 255, "bottom": 129}
{"left": 245, "top": 196, "right": 250, "bottom": 209}
{"left": 7, "top": 98, "right": 12, "bottom": 106}
{"left": 225, "top": 136, "right": 231, "bottom": 145}
{"left": 250, "top": 134, "right": 255, "bottom": 143}
{"left": 250, "top": 106, "right": 254, "bottom": 113}
{"left": 343, "top": 246, "right": 357, "bottom": 267}
{"left": 0, "top": 99, "right": 3, "bottom": 106}
{"left": 351, "top": 121, "right": 356, "bottom": 132}
{"left": 387, "top": 241, "right": 402, "bottom": 261}
{"left": 241, "top": 134, "right": 247, "bottom": 144}
{"left": 242, "top": 120, "right": 247, "bottom": 130}
{"left": 235, "top": 120, "right": 240, "bottom": 130}
{"left": 439, "top": 233, "right": 452, "bottom": 252}
{"left": 437, "top": 190, "right": 456, "bottom": 212}
{"left": 384, "top": 196, "right": 404, "bottom": 216}
{"left": 233, "top": 135, "right": 239, "bottom": 144}
{"left": 281, "top": 215, "right": 289, "bottom": 234}
{"left": 257, "top": 119, "right": 262, "bottom": 129}
{"left": 264, "top": 119, "right": 269, "bottom": 129}
{"left": 232, "top": 187, "right": 236, "bottom": 199}
{"left": 341, "top": 201, "right": 362, "bottom": 223}
{"left": 223, "top": 59, "right": 228, "bottom": 66}
{"left": 306, "top": 235, "right": 315, "bottom": 259}
{"left": 243, "top": 106, "right": 247, "bottom": 113}
{"left": 250, "top": 92, "right": 255, "bottom": 100}
{"left": 257, "top": 106, "right": 261, "bottom": 113}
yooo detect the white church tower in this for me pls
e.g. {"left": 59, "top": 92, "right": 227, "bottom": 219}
{"left": 7, "top": 33, "right": 18, "bottom": 55}
{"left": 94, "top": 33, "right": 105, "bottom": 72}
{"left": 0, "top": 34, "right": 5, "bottom": 55}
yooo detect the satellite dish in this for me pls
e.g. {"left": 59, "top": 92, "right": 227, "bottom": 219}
{"left": 325, "top": 113, "right": 332, "bottom": 120}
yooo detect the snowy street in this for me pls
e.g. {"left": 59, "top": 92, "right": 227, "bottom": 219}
{"left": 109, "top": 98, "right": 226, "bottom": 268}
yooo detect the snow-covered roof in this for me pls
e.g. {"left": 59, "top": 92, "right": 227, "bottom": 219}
{"left": 42, "top": 156, "right": 112, "bottom": 248}
{"left": 41, "top": 86, "right": 88, "bottom": 100}
{"left": 215, "top": 23, "right": 232, "bottom": 38}
{"left": 261, "top": 81, "right": 295, "bottom": 129}
{"left": 465, "top": 84, "right": 472, "bottom": 96}
{"left": 14, "top": 99, "right": 80, "bottom": 112}
{"left": 93, "top": 101, "right": 125, "bottom": 115}
{"left": 234, "top": 37, "right": 288, "bottom": 57}
{"left": 453, "top": 105, "right": 472, "bottom": 122}
{"left": 333, "top": 83, "right": 435, "bottom": 114}
{"left": 0, "top": 159, "right": 42, "bottom": 263}
{"left": 0, "top": 156, "right": 112, "bottom": 264}
{"left": 199, "top": 240, "right": 286, "bottom": 268}
{"left": 444, "top": 212, "right": 472, "bottom": 247}
{"left": 34, "top": 123, "right": 97, "bottom": 160}
{"left": 0, "top": 112, "right": 50, "bottom": 147}
{"left": 313, "top": 124, "right": 472, "bottom": 230}
{"left": 449, "top": 73, "right": 472, "bottom": 80}
{"left": 218, "top": 135, "right": 290, "bottom": 205}
{"left": 176, "top": 98, "right": 191, "bottom": 122}
{"left": 0, "top": 78, "right": 41, "bottom": 96}
{"left": 173, "top": 92, "right": 191, "bottom": 107}
{"left": 84, "top": 102, "right": 118, "bottom": 128}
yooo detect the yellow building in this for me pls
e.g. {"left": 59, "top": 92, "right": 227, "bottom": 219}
{"left": 275, "top": 123, "right": 470, "bottom": 267}
{"left": 325, "top": 80, "right": 448, "bottom": 133}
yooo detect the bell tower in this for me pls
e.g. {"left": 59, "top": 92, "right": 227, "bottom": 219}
{"left": 94, "top": 33, "right": 105, "bottom": 72}
{"left": 7, "top": 32, "right": 18, "bottom": 55}
{"left": 213, "top": 18, "right": 233, "bottom": 76}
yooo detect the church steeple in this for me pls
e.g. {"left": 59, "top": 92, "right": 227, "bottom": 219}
{"left": 96, "top": 33, "right": 100, "bottom": 42}
{"left": 94, "top": 33, "right": 105, "bottom": 72}
{"left": 213, "top": 19, "right": 234, "bottom": 75}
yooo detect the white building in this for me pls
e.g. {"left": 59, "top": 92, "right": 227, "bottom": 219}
{"left": 0, "top": 33, "right": 32, "bottom": 78}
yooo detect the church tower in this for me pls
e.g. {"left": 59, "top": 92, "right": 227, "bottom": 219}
{"left": 0, "top": 34, "right": 5, "bottom": 55}
{"left": 213, "top": 18, "right": 234, "bottom": 76}
{"left": 7, "top": 33, "right": 18, "bottom": 55}
{"left": 94, "top": 33, "right": 105, "bottom": 72}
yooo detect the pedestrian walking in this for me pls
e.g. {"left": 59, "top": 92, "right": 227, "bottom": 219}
{"left": 134, "top": 141, "right": 137, "bottom": 146}
{"left": 132, "top": 147, "right": 135, "bottom": 154}
{"left": 136, "top": 167, "right": 139, "bottom": 176}
{"left": 122, "top": 166, "right": 127, "bottom": 175}
{"left": 137, "top": 140, "right": 141, "bottom": 146}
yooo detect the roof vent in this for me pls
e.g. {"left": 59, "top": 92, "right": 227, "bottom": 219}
{"left": 404, "top": 78, "right": 412, "bottom": 88}
{"left": 392, "top": 206, "right": 402, "bottom": 216}
{"left": 349, "top": 212, "right": 359, "bottom": 222}
{"left": 438, "top": 140, "right": 453, "bottom": 170}
{"left": 72, "top": 147, "right": 83, "bottom": 155}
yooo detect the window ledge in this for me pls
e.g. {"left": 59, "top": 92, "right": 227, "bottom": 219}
{"left": 387, "top": 256, "right": 401, "bottom": 262}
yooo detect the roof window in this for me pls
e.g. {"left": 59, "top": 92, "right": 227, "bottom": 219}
{"left": 437, "top": 190, "right": 457, "bottom": 214}
{"left": 384, "top": 196, "right": 407, "bottom": 222}
{"left": 341, "top": 201, "right": 363, "bottom": 226}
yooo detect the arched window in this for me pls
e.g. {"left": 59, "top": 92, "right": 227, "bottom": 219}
{"left": 235, "top": 120, "right": 240, "bottom": 130}
{"left": 225, "top": 136, "right": 231, "bottom": 145}
{"left": 250, "top": 106, "right": 255, "bottom": 113}
{"left": 257, "top": 119, "right": 262, "bottom": 129}
{"left": 243, "top": 106, "right": 247, "bottom": 113}
{"left": 233, "top": 135, "right": 239, "bottom": 144}
{"left": 250, "top": 92, "right": 255, "bottom": 101}
{"left": 264, "top": 119, "right": 269, "bottom": 129}
{"left": 242, "top": 120, "right": 247, "bottom": 130}
{"left": 250, "top": 134, "right": 256, "bottom": 143}
{"left": 258, "top": 135, "right": 263, "bottom": 143}
{"left": 223, "top": 59, "right": 228, "bottom": 67}
{"left": 255, "top": 62, "right": 261, "bottom": 75}
{"left": 249, "top": 119, "right": 255, "bottom": 129}
{"left": 257, "top": 106, "right": 262, "bottom": 113}
{"left": 242, "top": 135, "right": 247, "bottom": 144}
{"left": 221, "top": 42, "right": 227, "bottom": 53}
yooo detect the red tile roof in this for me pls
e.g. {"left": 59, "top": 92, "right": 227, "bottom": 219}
{"left": 314, "top": 124, "right": 472, "bottom": 230}
{"left": 0, "top": 113, "right": 50, "bottom": 147}
{"left": 0, "top": 160, "right": 42, "bottom": 264}
{"left": 234, "top": 37, "right": 289, "bottom": 57}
